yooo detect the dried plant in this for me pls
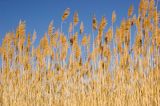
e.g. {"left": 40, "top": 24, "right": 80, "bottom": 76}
{"left": 62, "top": 8, "right": 70, "bottom": 21}
{"left": 73, "top": 11, "right": 79, "bottom": 26}
{"left": 0, "top": 1, "right": 159, "bottom": 106}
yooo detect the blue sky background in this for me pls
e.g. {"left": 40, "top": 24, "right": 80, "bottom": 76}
{"left": 0, "top": 0, "right": 147, "bottom": 46}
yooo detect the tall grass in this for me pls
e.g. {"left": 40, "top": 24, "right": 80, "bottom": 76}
{"left": 0, "top": 0, "right": 160, "bottom": 105}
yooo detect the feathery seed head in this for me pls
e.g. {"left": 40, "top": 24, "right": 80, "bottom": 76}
{"left": 62, "top": 8, "right": 70, "bottom": 21}
{"left": 73, "top": 11, "right": 79, "bottom": 26}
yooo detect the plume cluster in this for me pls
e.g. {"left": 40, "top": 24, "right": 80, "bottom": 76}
{"left": 0, "top": 0, "right": 160, "bottom": 105}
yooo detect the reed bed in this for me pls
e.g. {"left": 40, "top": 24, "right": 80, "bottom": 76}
{"left": 0, "top": 0, "right": 160, "bottom": 105}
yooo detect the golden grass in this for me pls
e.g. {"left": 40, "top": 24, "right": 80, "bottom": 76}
{"left": 0, "top": 0, "right": 160, "bottom": 105}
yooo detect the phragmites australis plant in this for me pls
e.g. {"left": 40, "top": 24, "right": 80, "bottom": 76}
{"left": 0, "top": 0, "right": 160, "bottom": 105}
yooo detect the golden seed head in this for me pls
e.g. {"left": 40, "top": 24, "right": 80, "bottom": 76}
{"left": 48, "top": 21, "right": 54, "bottom": 37}
{"left": 60, "top": 33, "right": 67, "bottom": 46}
{"left": 92, "top": 14, "right": 98, "bottom": 30}
{"left": 99, "top": 16, "right": 107, "bottom": 31}
{"left": 128, "top": 5, "right": 134, "bottom": 17}
{"left": 81, "top": 34, "right": 88, "bottom": 46}
{"left": 105, "top": 27, "right": 112, "bottom": 44}
{"left": 27, "top": 33, "right": 31, "bottom": 49}
{"left": 62, "top": 8, "right": 70, "bottom": 21}
{"left": 73, "top": 11, "right": 79, "bottom": 26}
{"left": 18, "top": 20, "right": 26, "bottom": 37}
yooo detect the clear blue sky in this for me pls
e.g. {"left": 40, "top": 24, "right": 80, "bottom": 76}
{"left": 0, "top": 0, "right": 141, "bottom": 46}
